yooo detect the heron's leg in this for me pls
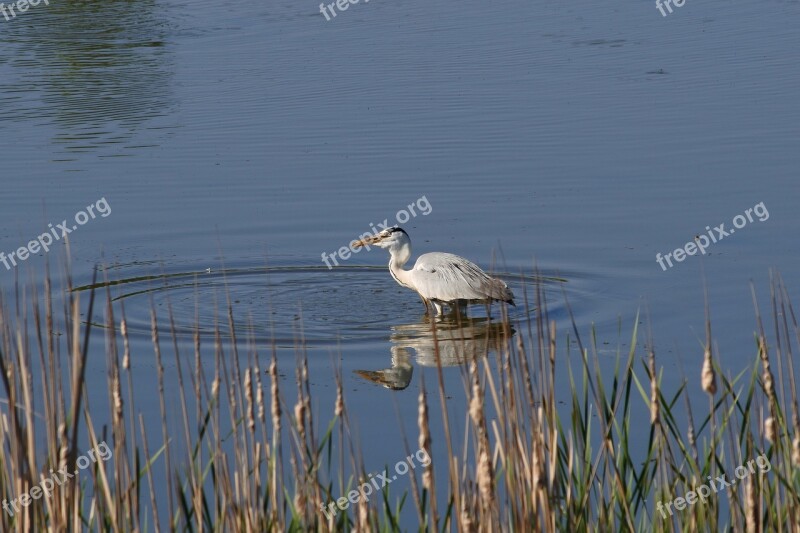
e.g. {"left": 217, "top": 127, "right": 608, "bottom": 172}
{"left": 419, "top": 295, "right": 430, "bottom": 316}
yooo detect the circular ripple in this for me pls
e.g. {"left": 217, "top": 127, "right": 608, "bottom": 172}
{"left": 74, "top": 263, "right": 563, "bottom": 345}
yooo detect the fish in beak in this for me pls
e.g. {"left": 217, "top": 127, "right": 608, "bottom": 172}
{"left": 352, "top": 233, "right": 381, "bottom": 249}
{"left": 352, "top": 227, "right": 400, "bottom": 249}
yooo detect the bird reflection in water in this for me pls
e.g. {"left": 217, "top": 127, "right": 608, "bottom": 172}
{"left": 354, "top": 314, "right": 515, "bottom": 390}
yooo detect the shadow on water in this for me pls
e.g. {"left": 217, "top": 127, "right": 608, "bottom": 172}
{"left": 354, "top": 314, "right": 515, "bottom": 390}
{"left": 0, "top": 0, "right": 173, "bottom": 153}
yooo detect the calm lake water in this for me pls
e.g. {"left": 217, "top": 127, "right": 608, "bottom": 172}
{"left": 1, "top": 0, "right": 798, "bottom": 527}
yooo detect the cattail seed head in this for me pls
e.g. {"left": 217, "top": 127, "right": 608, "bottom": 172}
{"left": 649, "top": 351, "right": 659, "bottom": 425}
{"left": 357, "top": 494, "right": 369, "bottom": 530}
{"left": 256, "top": 380, "right": 265, "bottom": 423}
{"left": 532, "top": 440, "right": 545, "bottom": 490}
{"left": 763, "top": 369, "right": 775, "bottom": 402}
{"left": 793, "top": 434, "right": 800, "bottom": 467}
{"left": 244, "top": 369, "right": 255, "bottom": 431}
{"left": 295, "top": 400, "right": 306, "bottom": 439}
{"left": 120, "top": 319, "right": 131, "bottom": 369}
{"left": 418, "top": 389, "right": 433, "bottom": 492}
{"left": 468, "top": 362, "right": 483, "bottom": 425}
{"left": 335, "top": 380, "right": 344, "bottom": 418}
{"left": 765, "top": 417, "right": 777, "bottom": 443}
{"left": 294, "top": 491, "right": 306, "bottom": 519}
{"left": 745, "top": 478, "right": 758, "bottom": 533}
{"left": 112, "top": 373, "right": 123, "bottom": 420}
{"left": 460, "top": 499, "right": 474, "bottom": 531}
{"left": 701, "top": 349, "right": 717, "bottom": 395}
{"left": 477, "top": 447, "right": 494, "bottom": 504}
{"left": 269, "top": 359, "right": 281, "bottom": 432}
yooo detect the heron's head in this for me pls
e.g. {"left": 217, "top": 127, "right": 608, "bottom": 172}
{"left": 352, "top": 226, "right": 409, "bottom": 250}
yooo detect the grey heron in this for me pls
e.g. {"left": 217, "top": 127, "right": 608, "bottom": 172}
{"left": 353, "top": 227, "right": 515, "bottom": 316}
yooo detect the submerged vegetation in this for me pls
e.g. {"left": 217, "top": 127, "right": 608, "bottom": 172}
{"left": 0, "top": 262, "right": 799, "bottom": 531}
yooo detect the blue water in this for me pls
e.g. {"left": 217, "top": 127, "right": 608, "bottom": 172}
{"left": 1, "top": 0, "right": 799, "bottom": 527}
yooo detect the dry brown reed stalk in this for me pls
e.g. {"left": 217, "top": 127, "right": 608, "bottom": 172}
{"left": 150, "top": 308, "right": 176, "bottom": 524}
{"left": 137, "top": 412, "right": 160, "bottom": 532}
{"left": 417, "top": 380, "right": 436, "bottom": 527}
{"left": 291, "top": 356, "right": 309, "bottom": 523}
{"left": 268, "top": 353, "right": 282, "bottom": 526}
{"left": 701, "top": 286, "right": 720, "bottom": 532}
{"left": 774, "top": 275, "right": 800, "bottom": 482}
{"left": 467, "top": 359, "right": 495, "bottom": 526}
{"left": 100, "top": 284, "right": 126, "bottom": 530}
{"left": 427, "top": 315, "right": 459, "bottom": 531}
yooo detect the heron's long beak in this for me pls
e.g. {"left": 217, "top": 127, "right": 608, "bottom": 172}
{"left": 352, "top": 234, "right": 380, "bottom": 248}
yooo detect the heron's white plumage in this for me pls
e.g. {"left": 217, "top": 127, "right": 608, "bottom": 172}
{"left": 410, "top": 252, "right": 513, "bottom": 303}
{"left": 353, "top": 227, "right": 514, "bottom": 316}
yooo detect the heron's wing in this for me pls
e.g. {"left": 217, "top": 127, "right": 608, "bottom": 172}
{"left": 411, "top": 253, "right": 513, "bottom": 303}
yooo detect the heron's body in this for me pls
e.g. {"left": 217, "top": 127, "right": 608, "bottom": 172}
{"left": 353, "top": 227, "right": 514, "bottom": 316}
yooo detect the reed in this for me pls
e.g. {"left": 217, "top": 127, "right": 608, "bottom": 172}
{"left": 0, "top": 263, "right": 798, "bottom": 531}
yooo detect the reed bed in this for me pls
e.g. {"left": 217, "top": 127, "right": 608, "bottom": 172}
{"left": 0, "top": 263, "right": 799, "bottom": 531}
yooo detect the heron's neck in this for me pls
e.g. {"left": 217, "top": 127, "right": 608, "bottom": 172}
{"left": 388, "top": 243, "right": 414, "bottom": 288}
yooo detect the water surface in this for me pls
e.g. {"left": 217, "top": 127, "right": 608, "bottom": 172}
{"left": 1, "top": 0, "right": 799, "bottom": 526}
